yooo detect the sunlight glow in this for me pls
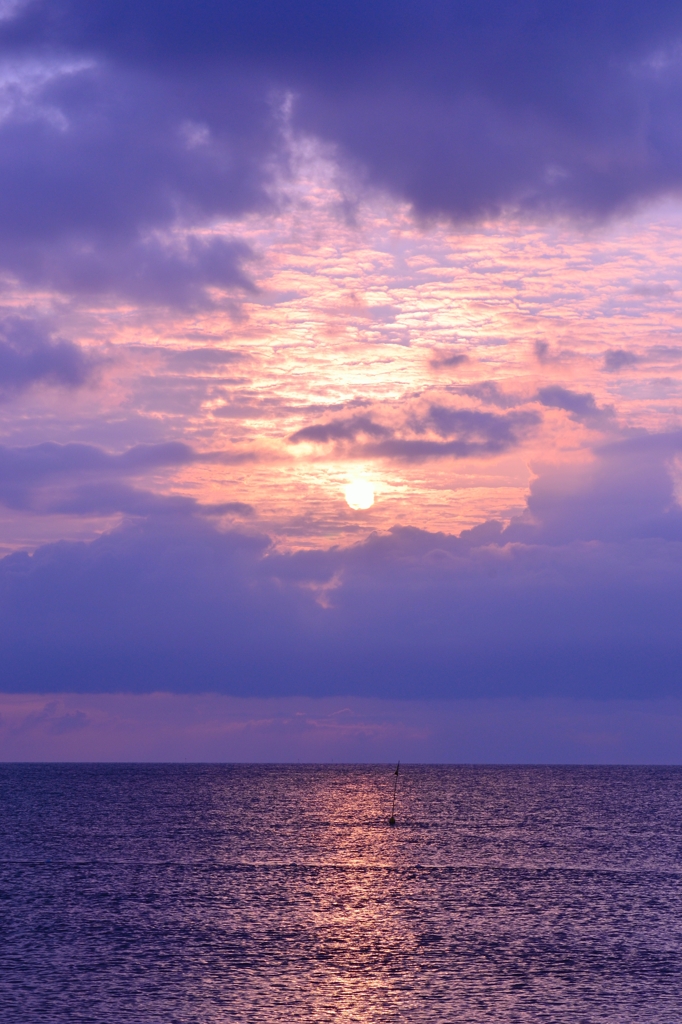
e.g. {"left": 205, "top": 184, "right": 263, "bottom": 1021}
{"left": 344, "top": 480, "right": 375, "bottom": 510}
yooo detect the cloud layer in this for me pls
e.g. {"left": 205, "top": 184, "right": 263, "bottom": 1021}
{"left": 3, "top": 692, "right": 682, "bottom": 763}
{"left": 1, "top": 433, "right": 680, "bottom": 698}
{"left": 1, "top": 0, "right": 682, "bottom": 305}
{"left": 290, "top": 405, "right": 542, "bottom": 461}
{"left": 0, "top": 317, "right": 93, "bottom": 396}
{"left": 0, "top": 440, "right": 254, "bottom": 515}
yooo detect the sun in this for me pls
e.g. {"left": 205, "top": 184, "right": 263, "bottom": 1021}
{"left": 344, "top": 479, "right": 375, "bottom": 510}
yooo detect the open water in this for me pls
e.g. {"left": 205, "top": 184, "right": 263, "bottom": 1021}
{"left": 1, "top": 764, "right": 681, "bottom": 1023}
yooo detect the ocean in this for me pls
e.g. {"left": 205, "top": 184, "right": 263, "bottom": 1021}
{"left": 1, "top": 764, "right": 681, "bottom": 1022}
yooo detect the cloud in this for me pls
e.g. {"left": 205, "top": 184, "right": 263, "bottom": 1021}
{"left": 0, "top": 509, "right": 679, "bottom": 699}
{"left": 505, "top": 434, "right": 682, "bottom": 544}
{"left": 536, "top": 385, "right": 614, "bottom": 426}
{"left": 533, "top": 341, "right": 578, "bottom": 366}
{"left": 0, "top": 0, "right": 680, "bottom": 312}
{"left": 6, "top": 234, "right": 257, "bottom": 308}
{"left": 597, "top": 429, "right": 682, "bottom": 457}
{"left": 2, "top": 428, "right": 681, "bottom": 698}
{"left": 458, "top": 381, "right": 520, "bottom": 408}
{"left": 289, "top": 405, "right": 540, "bottom": 460}
{"left": 603, "top": 349, "right": 639, "bottom": 372}
{"left": 428, "top": 404, "right": 532, "bottom": 439}
{"left": 0, "top": 316, "right": 93, "bottom": 395}
{"left": 0, "top": 440, "right": 254, "bottom": 515}
{"left": 429, "top": 349, "right": 469, "bottom": 369}
{"left": 162, "top": 347, "right": 248, "bottom": 370}
{"left": 647, "top": 346, "right": 682, "bottom": 363}
{"left": 289, "top": 415, "right": 389, "bottom": 444}
{"left": 0, "top": 440, "right": 195, "bottom": 483}
{"left": 285, "top": 1, "right": 682, "bottom": 221}
{"left": 365, "top": 407, "right": 539, "bottom": 461}
{"left": 0, "top": 50, "right": 276, "bottom": 300}
{"left": 43, "top": 482, "right": 253, "bottom": 518}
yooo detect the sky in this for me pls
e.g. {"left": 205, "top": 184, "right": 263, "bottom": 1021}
{"left": 2, "top": 0, "right": 682, "bottom": 761}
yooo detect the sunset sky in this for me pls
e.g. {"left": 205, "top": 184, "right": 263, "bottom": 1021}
{"left": 2, "top": 1, "right": 682, "bottom": 761}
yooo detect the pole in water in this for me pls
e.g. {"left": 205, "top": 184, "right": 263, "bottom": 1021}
{"left": 389, "top": 761, "right": 400, "bottom": 825}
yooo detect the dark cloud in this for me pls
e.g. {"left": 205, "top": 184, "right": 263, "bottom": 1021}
{"left": 6, "top": 234, "right": 256, "bottom": 308}
{"left": 504, "top": 433, "right": 682, "bottom": 545}
{"left": 1, "top": 438, "right": 681, "bottom": 697}
{"left": 0, "top": 54, "right": 274, "bottom": 301}
{"left": 290, "top": 405, "right": 540, "bottom": 460}
{"left": 368, "top": 407, "right": 539, "bottom": 461}
{"left": 647, "top": 346, "right": 682, "bottom": 363}
{"left": 203, "top": 500, "right": 254, "bottom": 516}
{"left": 368, "top": 405, "right": 540, "bottom": 462}
{"left": 0, "top": 1, "right": 680, "bottom": 307}
{"left": 536, "top": 385, "right": 613, "bottom": 425}
{"left": 428, "top": 405, "right": 534, "bottom": 439}
{"left": 0, "top": 440, "right": 254, "bottom": 514}
{"left": 289, "top": 415, "right": 389, "bottom": 444}
{"left": 533, "top": 341, "right": 578, "bottom": 365}
{"left": 597, "top": 428, "right": 682, "bottom": 457}
{"left": 162, "top": 347, "right": 248, "bottom": 370}
{"left": 603, "top": 349, "right": 639, "bottom": 372}
{"left": 362, "top": 436, "right": 514, "bottom": 460}
{"left": 0, "top": 440, "right": 195, "bottom": 484}
{"left": 458, "top": 382, "right": 520, "bottom": 408}
{"left": 429, "top": 349, "right": 469, "bottom": 369}
{"left": 0, "top": 317, "right": 93, "bottom": 396}
{"left": 44, "top": 482, "right": 253, "bottom": 518}
{"left": 285, "top": 1, "right": 682, "bottom": 221}
{"left": 44, "top": 483, "right": 187, "bottom": 517}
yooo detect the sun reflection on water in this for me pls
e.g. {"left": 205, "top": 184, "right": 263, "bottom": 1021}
{"left": 5, "top": 764, "right": 681, "bottom": 1022}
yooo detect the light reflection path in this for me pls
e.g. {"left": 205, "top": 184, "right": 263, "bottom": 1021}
{"left": 3, "top": 764, "right": 681, "bottom": 1021}
{"left": 7, "top": 764, "right": 677, "bottom": 1022}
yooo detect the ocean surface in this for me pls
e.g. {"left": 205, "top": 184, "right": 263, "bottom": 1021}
{"left": 1, "top": 765, "right": 681, "bottom": 1023}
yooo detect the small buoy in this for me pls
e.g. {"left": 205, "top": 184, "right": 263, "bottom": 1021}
{"left": 389, "top": 815, "right": 396, "bottom": 826}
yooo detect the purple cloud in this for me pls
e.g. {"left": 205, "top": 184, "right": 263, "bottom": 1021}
{"left": 0, "top": 0, "right": 680, "bottom": 309}
{"left": 162, "top": 348, "right": 248, "bottom": 370}
{"left": 1, "top": 3, "right": 682, "bottom": 718}
{"left": 430, "top": 349, "right": 469, "bottom": 369}
{"left": 7, "top": 235, "right": 257, "bottom": 309}
{"left": 289, "top": 415, "right": 390, "bottom": 444}
{"left": 427, "top": 405, "right": 535, "bottom": 440}
{"left": 603, "top": 349, "right": 639, "bottom": 372}
{"left": 4, "top": 692, "right": 682, "bottom": 763}
{"left": 0, "top": 440, "right": 254, "bottom": 515}
{"left": 0, "top": 514, "right": 678, "bottom": 699}
{"left": 0, "top": 53, "right": 273, "bottom": 302}
{"left": 458, "top": 382, "right": 520, "bottom": 409}
{"left": 44, "top": 482, "right": 253, "bottom": 518}
{"left": 536, "top": 385, "right": 614, "bottom": 425}
{"left": 505, "top": 435, "right": 682, "bottom": 544}
{"left": 1, "top": 428, "right": 681, "bottom": 699}
{"left": 290, "top": 405, "right": 540, "bottom": 460}
{"left": 366, "top": 406, "right": 540, "bottom": 460}
{"left": 0, "top": 317, "right": 93, "bottom": 396}
{"left": 0, "top": 440, "right": 195, "bottom": 483}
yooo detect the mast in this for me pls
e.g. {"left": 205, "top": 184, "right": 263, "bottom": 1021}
{"left": 389, "top": 761, "right": 400, "bottom": 825}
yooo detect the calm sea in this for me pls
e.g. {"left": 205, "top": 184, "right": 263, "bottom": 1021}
{"left": 1, "top": 765, "right": 681, "bottom": 1022}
